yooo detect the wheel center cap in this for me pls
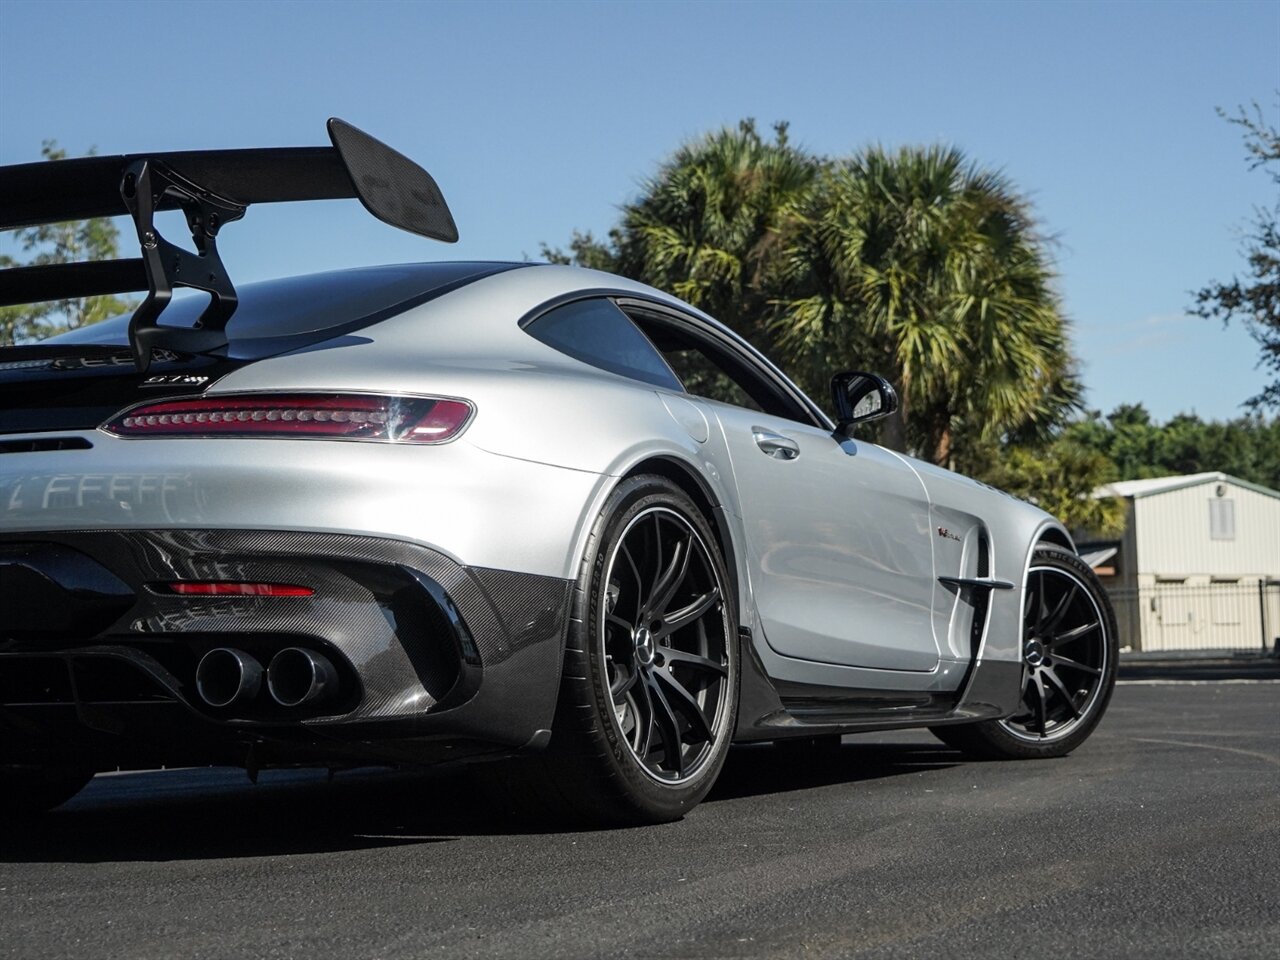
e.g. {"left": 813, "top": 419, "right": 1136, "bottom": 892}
{"left": 634, "top": 626, "right": 656, "bottom": 666}
{"left": 1024, "top": 638, "right": 1046, "bottom": 667}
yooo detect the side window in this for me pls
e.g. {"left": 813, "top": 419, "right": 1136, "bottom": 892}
{"left": 524, "top": 298, "right": 681, "bottom": 391}
{"left": 625, "top": 307, "right": 813, "bottom": 423}
{"left": 660, "top": 344, "right": 762, "bottom": 412}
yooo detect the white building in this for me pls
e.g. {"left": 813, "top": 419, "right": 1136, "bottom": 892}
{"left": 1083, "top": 472, "right": 1280, "bottom": 653}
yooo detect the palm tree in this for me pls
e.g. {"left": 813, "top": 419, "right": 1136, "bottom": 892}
{"left": 613, "top": 120, "right": 820, "bottom": 352}
{"left": 771, "top": 145, "right": 1080, "bottom": 465}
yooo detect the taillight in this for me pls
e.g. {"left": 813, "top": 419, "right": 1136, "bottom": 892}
{"left": 159, "top": 582, "right": 315, "bottom": 597}
{"left": 102, "top": 393, "right": 473, "bottom": 443}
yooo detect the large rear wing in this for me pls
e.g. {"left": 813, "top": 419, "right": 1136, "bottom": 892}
{"left": 0, "top": 118, "right": 458, "bottom": 370}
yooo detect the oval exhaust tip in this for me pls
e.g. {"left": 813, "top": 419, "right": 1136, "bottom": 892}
{"left": 195, "top": 648, "right": 263, "bottom": 708}
{"left": 267, "top": 647, "right": 339, "bottom": 707}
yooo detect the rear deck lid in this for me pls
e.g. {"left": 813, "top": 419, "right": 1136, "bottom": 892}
{"left": 0, "top": 262, "right": 521, "bottom": 435}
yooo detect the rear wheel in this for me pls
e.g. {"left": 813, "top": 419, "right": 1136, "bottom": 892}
{"left": 931, "top": 545, "right": 1117, "bottom": 760}
{"left": 497, "top": 475, "right": 739, "bottom": 825}
{"left": 0, "top": 765, "right": 93, "bottom": 815}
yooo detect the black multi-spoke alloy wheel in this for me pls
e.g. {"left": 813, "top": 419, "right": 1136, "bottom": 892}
{"left": 931, "top": 545, "right": 1117, "bottom": 760}
{"left": 500, "top": 475, "right": 739, "bottom": 826}
{"left": 0, "top": 765, "right": 93, "bottom": 816}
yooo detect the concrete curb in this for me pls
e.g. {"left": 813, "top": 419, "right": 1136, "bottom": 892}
{"left": 1118, "top": 656, "right": 1280, "bottom": 682}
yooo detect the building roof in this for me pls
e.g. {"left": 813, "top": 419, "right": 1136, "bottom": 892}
{"left": 1095, "top": 471, "right": 1280, "bottom": 501}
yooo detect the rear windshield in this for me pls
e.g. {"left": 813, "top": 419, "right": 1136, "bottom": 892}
{"left": 47, "top": 262, "right": 520, "bottom": 347}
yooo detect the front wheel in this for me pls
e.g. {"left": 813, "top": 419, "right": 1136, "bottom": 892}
{"left": 487, "top": 476, "right": 739, "bottom": 826}
{"left": 931, "top": 545, "right": 1118, "bottom": 760}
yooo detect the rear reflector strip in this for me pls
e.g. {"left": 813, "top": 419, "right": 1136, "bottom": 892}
{"left": 103, "top": 394, "right": 473, "bottom": 443}
{"left": 161, "top": 582, "right": 315, "bottom": 597}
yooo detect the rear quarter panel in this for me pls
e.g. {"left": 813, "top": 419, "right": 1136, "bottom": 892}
{"left": 193, "top": 265, "right": 742, "bottom": 580}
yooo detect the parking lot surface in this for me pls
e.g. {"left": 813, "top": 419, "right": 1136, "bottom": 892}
{"left": 2, "top": 680, "right": 1276, "bottom": 960}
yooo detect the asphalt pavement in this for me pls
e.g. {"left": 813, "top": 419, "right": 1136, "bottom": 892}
{"left": 2, "top": 679, "right": 1277, "bottom": 960}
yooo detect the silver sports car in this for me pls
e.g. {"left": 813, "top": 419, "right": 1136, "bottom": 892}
{"left": 0, "top": 121, "right": 1116, "bottom": 824}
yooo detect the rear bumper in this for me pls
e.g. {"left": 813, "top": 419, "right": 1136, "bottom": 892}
{"left": 0, "top": 430, "right": 607, "bottom": 579}
{"left": 0, "top": 529, "right": 571, "bottom": 771}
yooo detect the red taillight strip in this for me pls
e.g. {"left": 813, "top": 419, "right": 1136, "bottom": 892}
{"left": 161, "top": 582, "right": 315, "bottom": 597}
{"left": 102, "top": 393, "right": 473, "bottom": 443}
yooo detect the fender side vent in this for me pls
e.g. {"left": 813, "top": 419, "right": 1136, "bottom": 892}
{"left": 971, "top": 533, "right": 992, "bottom": 657}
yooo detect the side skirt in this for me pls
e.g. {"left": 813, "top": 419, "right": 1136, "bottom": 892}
{"left": 732, "top": 627, "right": 1019, "bottom": 742}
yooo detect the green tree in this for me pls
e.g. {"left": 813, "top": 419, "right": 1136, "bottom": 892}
{"left": 956, "top": 436, "right": 1126, "bottom": 536}
{"left": 772, "top": 145, "right": 1079, "bottom": 464}
{"left": 539, "top": 230, "right": 618, "bottom": 272}
{"left": 0, "top": 141, "right": 133, "bottom": 346}
{"left": 1063, "top": 403, "right": 1280, "bottom": 490}
{"left": 1191, "top": 98, "right": 1280, "bottom": 409}
{"left": 545, "top": 120, "right": 820, "bottom": 354}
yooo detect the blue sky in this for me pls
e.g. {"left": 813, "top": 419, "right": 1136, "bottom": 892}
{"left": 2, "top": 0, "right": 1276, "bottom": 421}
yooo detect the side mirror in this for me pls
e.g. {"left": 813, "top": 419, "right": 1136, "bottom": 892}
{"left": 831, "top": 370, "right": 898, "bottom": 434}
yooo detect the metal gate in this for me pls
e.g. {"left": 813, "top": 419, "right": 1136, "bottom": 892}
{"left": 1108, "top": 580, "right": 1280, "bottom": 654}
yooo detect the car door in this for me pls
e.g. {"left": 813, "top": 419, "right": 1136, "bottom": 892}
{"left": 709, "top": 402, "right": 940, "bottom": 672}
{"left": 620, "top": 300, "right": 940, "bottom": 673}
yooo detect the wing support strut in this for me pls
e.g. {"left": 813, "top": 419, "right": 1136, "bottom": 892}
{"left": 121, "top": 158, "right": 247, "bottom": 371}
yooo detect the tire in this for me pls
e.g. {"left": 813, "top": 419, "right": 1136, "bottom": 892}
{"left": 0, "top": 765, "right": 93, "bottom": 815}
{"left": 931, "top": 545, "right": 1118, "bottom": 760}
{"left": 495, "top": 475, "right": 740, "bottom": 826}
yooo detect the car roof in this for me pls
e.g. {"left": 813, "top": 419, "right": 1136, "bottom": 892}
{"left": 46, "top": 262, "right": 527, "bottom": 352}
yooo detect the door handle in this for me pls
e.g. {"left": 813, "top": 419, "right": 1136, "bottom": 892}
{"left": 752, "top": 428, "right": 800, "bottom": 460}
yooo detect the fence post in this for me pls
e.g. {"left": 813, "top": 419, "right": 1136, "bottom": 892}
{"left": 1260, "top": 580, "right": 1268, "bottom": 654}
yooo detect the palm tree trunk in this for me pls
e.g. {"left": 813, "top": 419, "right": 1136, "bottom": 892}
{"left": 881, "top": 396, "right": 908, "bottom": 452}
{"left": 933, "top": 425, "right": 953, "bottom": 469}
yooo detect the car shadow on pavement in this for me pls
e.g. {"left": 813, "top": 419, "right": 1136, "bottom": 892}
{"left": 708, "top": 740, "right": 959, "bottom": 802}
{"left": 0, "top": 741, "right": 960, "bottom": 864}
{"left": 0, "top": 766, "right": 489, "bottom": 864}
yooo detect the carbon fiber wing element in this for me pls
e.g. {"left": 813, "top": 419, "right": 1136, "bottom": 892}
{"left": 0, "top": 119, "right": 457, "bottom": 240}
{"left": 0, "top": 118, "right": 458, "bottom": 370}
